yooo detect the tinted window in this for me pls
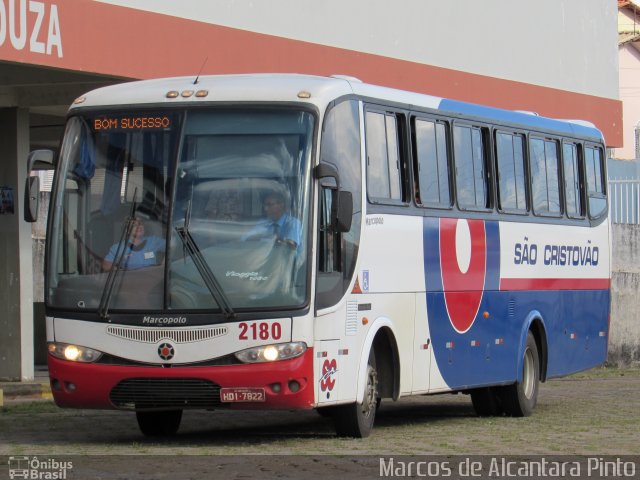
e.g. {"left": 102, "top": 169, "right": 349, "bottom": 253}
{"left": 530, "top": 138, "right": 561, "bottom": 215}
{"left": 317, "top": 100, "right": 362, "bottom": 309}
{"left": 366, "top": 111, "right": 402, "bottom": 202}
{"left": 496, "top": 132, "right": 527, "bottom": 212}
{"left": 585, "top": 146, "right": 607, "bottom": 218}
{"left": 454, "top": 125, "right": 489, "bottom": 209}
{"left": 414, "top": 118, "right": 451, "bottom": 206}
{"left": 563, "top": 143, "right": 584, "bottom": 218}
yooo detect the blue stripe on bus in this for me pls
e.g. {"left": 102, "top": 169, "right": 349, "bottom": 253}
{"left": 423, "top": 217, "right": 443, "bottom": 291}
{"left": 425, "top": 289, "right": 610, "bottom": 389}
{"left": 438, "top": 99, "right": 603, "bottom": 141}
{"left": 484, "top": 221, "right": 501, "bottom": 291}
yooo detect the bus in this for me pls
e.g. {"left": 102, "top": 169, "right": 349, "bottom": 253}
{"left": 8, "top": 456, "right": 30, "bottom": 479}
{"left": 27, "top": 74, "right": 610, "bottom": 438}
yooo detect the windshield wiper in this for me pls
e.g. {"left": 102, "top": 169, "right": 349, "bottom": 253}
{"left": 98, "top": 195, "right": 138, "bottom": 320}
{"left": 174, "top": 201, "right": 236, "bottom": 319}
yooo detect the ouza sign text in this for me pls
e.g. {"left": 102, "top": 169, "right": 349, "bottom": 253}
{"left": 0, "top": 0, "right": 62, "bottom": 58}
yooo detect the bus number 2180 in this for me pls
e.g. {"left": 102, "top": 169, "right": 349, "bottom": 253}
{"left": 238, "top": 322, "right": 282, "bottom": 341}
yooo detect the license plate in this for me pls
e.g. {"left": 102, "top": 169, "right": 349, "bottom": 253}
{"left": 220, "top": 387, "right": 266, "bottom": 403}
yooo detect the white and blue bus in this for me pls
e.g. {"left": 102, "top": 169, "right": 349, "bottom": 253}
{"left": 28, "top": 74, "right": 610, "bottom": 437}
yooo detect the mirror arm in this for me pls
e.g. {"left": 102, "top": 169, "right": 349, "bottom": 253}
{"left": 314, "top": 163, "right": 340, "bottom": 191}
{"left": 27, "top": 149, "right": 55, "bottom": 173}
{"left": 315, "top": 163, "right": 342, "bottom": 232}
{"left": 315, "top": 163, "right": 353, "bottom": 233}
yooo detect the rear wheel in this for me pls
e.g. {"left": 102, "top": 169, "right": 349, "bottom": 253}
{"left": 333, "top": 351, "right": 378, "bottom": 438}
{"left": 500, "top": 332, "right": 540, "bottom": 417}
{"left": 136, "top": 410, "right": 183, "bottom": 436}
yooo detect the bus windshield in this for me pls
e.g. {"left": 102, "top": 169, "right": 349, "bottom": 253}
{"left": 47, "top": 108, "right": 315, "bottom": 316}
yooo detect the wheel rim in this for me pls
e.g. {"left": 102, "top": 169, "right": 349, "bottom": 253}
{"left": 361, "top": 365, "right": 378, "bottom": 418}
{"left": 522, "top": 347, "right": 536, "bottom": 399}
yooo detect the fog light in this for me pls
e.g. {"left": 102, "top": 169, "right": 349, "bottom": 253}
{"left": 65, "top": 382, "right": 76, "bottom": 392}
{"left": 271, "top": 383, "right": 281, "bottom": 393}
{"left": 288, "top": 380, "right": 300, "bottom": 393}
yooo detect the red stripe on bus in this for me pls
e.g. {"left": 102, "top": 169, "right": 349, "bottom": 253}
{"left": 500, "top": 278, "right": 611, "bottom": 291}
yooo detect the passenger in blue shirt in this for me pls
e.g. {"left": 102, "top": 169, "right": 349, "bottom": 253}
{"left": 102, "top": 217, "right": 165, "bottom": 270}
{"left": 242, "top": 191, "right": 301, "bottom": 249}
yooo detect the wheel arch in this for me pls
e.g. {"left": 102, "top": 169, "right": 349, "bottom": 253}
{"left": 356, "top": 318, "right": 401, "bottom": 403}
{"left": 519, "top": 310, "right": 549, "bottom": 383}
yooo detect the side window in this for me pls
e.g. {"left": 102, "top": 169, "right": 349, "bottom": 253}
{"left": 413, "top": 117, "right": 451, "bottom": 207}
{"left": 454, "top": 124, "right": 490, "bottom": 210}
{"left": 562, "top": 142, "right": 584, "bottom": 219}
{"left": 495, "top": 131, "right": 527, "bottom": 212}
{"left": 530, "top": 137, "right": 561, "bottom": 216}
{"left": 317, "top": 100, "right": 362, "bottom": 309}
{"left": 585, "top": 145, "right": 607, "bottom": 218}
{"left": 365, "top": 111, "right": 403, "bottom": 203}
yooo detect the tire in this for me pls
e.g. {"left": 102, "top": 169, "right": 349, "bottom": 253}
{"left": 333, "top": 351, "right": 379, "bottom": 438}
{"left": 470, "top": 387, "right": 503, "bottom": 416}
{"left": 136, "top": 410, "right": 183, "bottom": 436}
{"left": 500, "top": 332, "right": 540, "bottom": 417}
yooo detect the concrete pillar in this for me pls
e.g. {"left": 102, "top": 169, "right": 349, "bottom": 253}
{"left": 0, "top": 108, "right": 34, "bottom": 381}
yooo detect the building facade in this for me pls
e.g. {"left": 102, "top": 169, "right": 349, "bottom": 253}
{"left": 617, "top": 0, "right": 640, "bottom": 160}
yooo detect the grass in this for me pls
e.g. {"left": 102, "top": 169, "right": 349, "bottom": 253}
{"left": 1, "top": 401, "right": 60, "bottom": 415}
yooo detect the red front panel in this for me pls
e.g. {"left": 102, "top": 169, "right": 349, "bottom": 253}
{"left": 48, "top": 348, "right": 315, "bottom": 410}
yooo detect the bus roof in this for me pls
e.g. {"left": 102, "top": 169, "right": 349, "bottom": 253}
{"left": 71, "top": 73, "right": 604, "bottom": 143}
{"left": 71, "top": 74, "right": 355, "bottom": 111}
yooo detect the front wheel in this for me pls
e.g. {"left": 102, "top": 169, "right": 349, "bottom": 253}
{"left": 500, "top": 332, "right": 540, "bottom": 417}
{"left": 333, "top": 351, "right": 378, "bottom": 438}
{"left": 136, "top": 410, "right": 183, "bottom": 436}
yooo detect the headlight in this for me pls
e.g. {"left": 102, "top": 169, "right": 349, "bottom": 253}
{"left": 235, "top": 342, "right": 306, "bottom": 364}
{"left": 48, "top": 342, "right": 103, "bottom": 363}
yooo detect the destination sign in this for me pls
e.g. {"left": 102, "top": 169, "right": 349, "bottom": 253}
{"left": 93, "top": 115, "right": 172, "bottom": 131}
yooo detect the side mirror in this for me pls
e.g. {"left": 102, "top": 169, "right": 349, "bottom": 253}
{"left": 24, "top": 149, "right": 53, "bottom": 223}
{"left": 333, "top": 191, "right": 353, "bottom": 232}
{"left": 27, "top": 149, "right": 55, "bottom": 172}
{"left": 24, "top": 176, "right": 40, "bottom": 222}
{"left": 316, "top": 163, "right": 353, "bottom": 233}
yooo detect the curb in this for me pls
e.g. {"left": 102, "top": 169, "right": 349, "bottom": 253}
{"left": 0, "top": 381, "right": 52, "bottom": 406}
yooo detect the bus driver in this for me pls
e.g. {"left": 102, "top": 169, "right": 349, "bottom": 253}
{"left": 102, "top": 217, "right": 165, "bottom": 270}
{"left": 242, "top": 191, "right": 301, "bottom": 249}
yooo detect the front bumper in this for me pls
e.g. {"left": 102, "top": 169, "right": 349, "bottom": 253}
{"left": 47, "top": 348, "right": 315, "bottom": 410}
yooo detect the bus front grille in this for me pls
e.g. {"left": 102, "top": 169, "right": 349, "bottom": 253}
{"left": 109, "top": 378, "right": 222, "bottom": 410}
